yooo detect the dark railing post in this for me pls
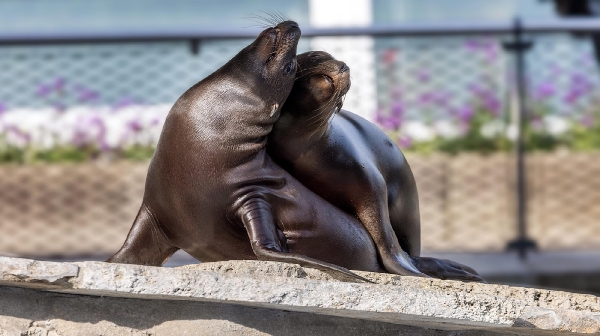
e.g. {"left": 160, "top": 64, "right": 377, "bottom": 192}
{"left": 504, "top": 17, "right": 537, "bottom": 259}
{"left": 190, "top": 39, "right": 201, "bottom": 55}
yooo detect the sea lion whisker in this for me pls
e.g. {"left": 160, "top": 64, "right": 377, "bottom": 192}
{"left": 275, "top": 10, "right": 288, "bottom": 23}
{"left": 278, "top": 10, "right": 290, "bottom": 21}
{"left": 309, "top": 107, "right": 334, "bottom": 135}
{"left": 274, "top": 10, "right": 289, "bottom": 22}
{"left": 305, "top": 101, "right": 338, "bottom": 126}
{"left": 268, "top": 10, "right": 283, "bottom": 22}
{"left": 295, "top": 70, "right": 325, "bottom": 80}
{"left": 259, "top": 10, "right": 284, "bottom": 25}
{"left": 304, "top": 99, "right": 337, "bottom": 122}
{"left": 304, "top": 100, "right": 335, "bottom": 124}
{"left": 246, "top": 13, "right": 279, "bottom": 27}
{"left": 242, "top": 17, "right": 275, "bottom": 29}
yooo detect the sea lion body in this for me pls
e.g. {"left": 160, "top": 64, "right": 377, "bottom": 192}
{"left": 108, "top": 22, "right": 380, "bottom": 279}
{"left": 278, "top": 108, "right": 421, "bottom": 255}
{"left": 269, "top": 51, "right": 484, "bottom": 282}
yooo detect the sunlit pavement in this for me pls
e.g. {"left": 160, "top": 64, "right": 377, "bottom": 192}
{"left": 26, "top": 249, "right": 600, "bottom": 295}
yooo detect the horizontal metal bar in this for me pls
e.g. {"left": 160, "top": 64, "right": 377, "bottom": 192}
{"left": 2, "top": 18, "right": 600, "bottom": 46}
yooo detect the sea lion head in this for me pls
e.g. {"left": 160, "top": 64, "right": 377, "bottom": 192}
{"left": 281, "top": 51, "right": 351, "bottom": 123}
{"left": 236, "top": 20, "right": 301, "bottom": 107}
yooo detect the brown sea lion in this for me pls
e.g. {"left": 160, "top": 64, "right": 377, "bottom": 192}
{"left": 107, "top": 22, "right": 381, "bottom": 281}
{"left": 268, "top": 51, "right": 484, "bottom": 282}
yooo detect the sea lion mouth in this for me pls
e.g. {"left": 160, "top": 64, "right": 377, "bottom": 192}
{"left": 271, "top": 21, "right": 301, "bottom": 58}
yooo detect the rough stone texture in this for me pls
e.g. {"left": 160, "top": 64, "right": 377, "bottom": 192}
{"left": 0, "top": 257, "right": 78, "bottom": 288}
{"left": 1, "top": 257, "right": 600, "bottom": 335}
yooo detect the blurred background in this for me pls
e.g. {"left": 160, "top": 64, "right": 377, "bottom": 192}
{"left": 1, "top": 0, "right": 600, "bottom": 294}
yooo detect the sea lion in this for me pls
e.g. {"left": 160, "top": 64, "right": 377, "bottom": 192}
{"left": 107, "top": 21, "right": 381, "bottom": 281}
{"left": 268, "top": 51, "right": 484, "bottom": 282}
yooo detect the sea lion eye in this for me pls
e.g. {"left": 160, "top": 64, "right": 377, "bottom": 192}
{"left": 284, "top": 62, "right": 295, "bottom": 75}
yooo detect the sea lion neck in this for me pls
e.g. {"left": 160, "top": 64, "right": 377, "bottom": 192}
{"left": 270, "top": 106, "right": 333, "bottom": 161}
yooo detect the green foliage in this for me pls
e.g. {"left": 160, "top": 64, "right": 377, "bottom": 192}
{"left": 0, "top": 144, "right": 155, "bottom": 164}
{"left": 566, "top": 124, "right": 600, "bottom": 151}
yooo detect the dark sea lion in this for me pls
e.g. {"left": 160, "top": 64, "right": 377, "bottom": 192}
{"left": 107, "top": 22, "right": 381, "bottom": 281}
{"left": 268, "top": 51, "right": 484, "bottom": 282}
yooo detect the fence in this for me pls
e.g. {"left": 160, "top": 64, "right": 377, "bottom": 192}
{"left": 1, "top": 18, "right": 600, "bottom": 259}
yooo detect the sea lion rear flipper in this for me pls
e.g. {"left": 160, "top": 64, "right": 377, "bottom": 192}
{"left": 413, "top": 257, "right": 486, "bottom": 283}
{"left": 353, "top": 175, "right": 428, "bottom": 278}
{"left": 107, "top": 204, "right": 178, "bottom": 266}
{"left": 238, "top": 198, "right": 372, "bottom": 283}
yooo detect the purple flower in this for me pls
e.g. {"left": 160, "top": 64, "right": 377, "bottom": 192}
{"left": 52, "top": 77, "right": 66, "bottom": 91}
{"left": 390, "top": 101, "right": 404, "bottom": 118}
{"left": 469, "top": 84, "right": 501, "bottom": 115}
{"left": 390, "top": 87, "right": 402, "bottom": 100}
{"left": 71, "top": 131, "right": 86, "bottom": 148}
{"left": 415, "top": 69, "right": 430, "bottom": 82}
{"left": 127, "top": 120, "right": 143, "bottom": 133}
{"left": 533, "top": 81, "right": 555, "bottom": 100}
{"left": 483, "top": 44, "right": 498, "bottom": 63}
{"left": 483, "top": 95, "right": 501, "bottom": 115}
{"left": 419, "top": 91, "right": 450, "bottom": 107}
{"left": 113, "top": 97, "right": 137, "bottom": 110}
{"left": 418, "top": 92, "right": 435, "bottom": 105}
{"left": 469, "top": 83, "right": 485, "bottom": 96}
{"left": 6, "top": 125, "right": 31, "bottom": 143}
{"left": 465, "top": 39, "right": 498, "bottom": 63}
{"left": 465, "top": 40, "right": 481, "bottom": 52}
{"left": 582, "top": 114, "right": 595, "bottom": 128}
{"left": 571, "top": 73, "right": 592, "bottom": 90}
{"left": 455, "top": 106, "right": 474, "bottom": 124}
{"left": 89, "top": 116, "right": 109, "bottom": 150}
{"left": 36, "top": 84, "right": 52, "bottom": 97}
{"left": 375, "top": 107, "right": 402, "bottom": 131}
{"left": 77, "top": 89, "right": 100, "bottom": 102}
{"left": 433, "top": 91, "right": 450, "bottom": 107}
{"left": 565, "top": 73, "right": 594, "bottom": 104}
{"left": 398, "top": 135, "right": 412, "bottom": 149}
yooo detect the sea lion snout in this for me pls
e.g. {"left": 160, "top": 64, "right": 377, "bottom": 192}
{"left": 275, "top": 21, "right": 301, "bottom": 54}
{"left": 339, "top": 62, "right": 350, "bottom": 73}
{"left": 277, "top": 20, "right": 300, "bottom": 34}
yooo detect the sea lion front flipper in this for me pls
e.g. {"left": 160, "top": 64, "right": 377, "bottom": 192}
{"left": 238, "top": 198, "right": 372, "bottom": 283}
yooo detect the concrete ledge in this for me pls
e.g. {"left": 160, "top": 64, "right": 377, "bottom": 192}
{"left": 1, "top": 257, "right": 599, "bottom": 335}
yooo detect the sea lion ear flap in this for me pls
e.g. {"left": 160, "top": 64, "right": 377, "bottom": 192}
{"left": 308, "top": 75, "right": 335, "bottom": 99}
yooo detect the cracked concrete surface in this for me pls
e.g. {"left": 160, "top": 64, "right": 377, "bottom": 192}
{"left": 1, "top": 257, "right": 599, "bottom": 335}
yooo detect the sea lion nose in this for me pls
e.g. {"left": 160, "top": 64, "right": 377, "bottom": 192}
{"left": 339, "top": 62, "right": 350, "bottom": 73}
{"left": 279, "top": 21, "right": 299, "bottom": 29}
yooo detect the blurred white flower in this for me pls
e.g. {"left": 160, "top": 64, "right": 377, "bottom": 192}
{"left": 403, "top": 121, "right": 435, "bottom": 142}
{"left": 506, "top": 124, "right": 518, "bottom": 141}
{"left": 543, "top": 115, "right": 569, "bottom": 136}
{"left": 0, "top": 104, "right": 170, "bottom": 151}
{"left": 433, "top": 120, "right": 460, "bottom": 139}
{"left": 480, "top": 120, "right": 506, "bottom": 139}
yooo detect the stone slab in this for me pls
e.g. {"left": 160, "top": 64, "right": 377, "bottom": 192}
{"left": 1, "top": 256, "right": 599, "bottom": 334}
